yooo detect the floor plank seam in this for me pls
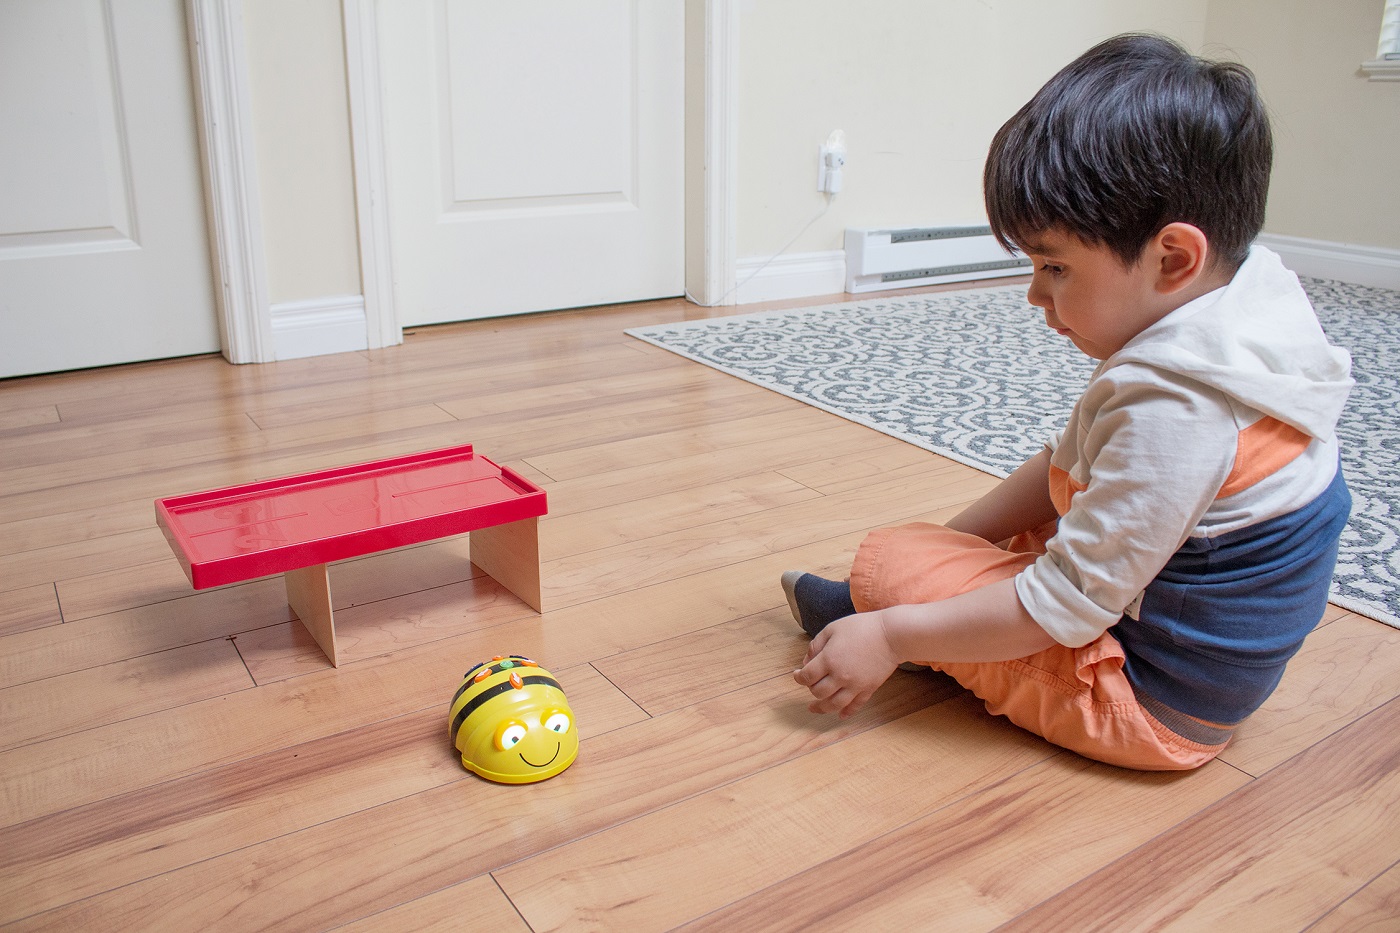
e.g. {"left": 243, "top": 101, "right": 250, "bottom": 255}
{"left": 663, "top": 743, "right": 1072, "bottom": 932}
{"left": 1298, "top": 853, "right": 1400, "bottom": 932}
{"left": 0, "top": 670, "right": 260, "bottom": 754}
{"left": 584, "top": 661, "right": 652, "bottom": 720}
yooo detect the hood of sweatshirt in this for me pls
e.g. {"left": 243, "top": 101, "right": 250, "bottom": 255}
{"left": 1107, "top": 245, "right": 1353, "bottom": 441}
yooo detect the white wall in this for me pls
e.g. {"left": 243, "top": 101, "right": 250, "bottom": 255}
{"left": 230, "top": 0, "right": 1394, "bottom": 324}
{"left": 243, "top": 0, "right": 361, "bottom": 305}
{"left": 735, "top": 0, "right": 1211, "bottom": 263}
{"left": 1205, "top": 0, "right": 1400, "bottom": 250}
{"left": 684, "top": 0, "right": 712, "bottom": 304}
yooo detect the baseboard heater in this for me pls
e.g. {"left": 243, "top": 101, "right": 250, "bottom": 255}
{"left": 844, "top": 225, "right": 1031, "bottom": 294}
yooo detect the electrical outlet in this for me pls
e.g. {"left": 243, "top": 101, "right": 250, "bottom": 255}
{"left": 818, "top": 130, "right": 847, "bottom": 194}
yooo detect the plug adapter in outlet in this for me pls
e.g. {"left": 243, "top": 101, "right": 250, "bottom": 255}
{"left": 817, "top": 131, "right": 847, "bottom": 193}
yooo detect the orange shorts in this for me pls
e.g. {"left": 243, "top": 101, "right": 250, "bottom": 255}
{"left": 850, "top": 522, "right": 1228, "bottom": 770}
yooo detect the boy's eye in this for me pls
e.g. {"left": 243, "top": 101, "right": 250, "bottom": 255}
{"left": 1039, "top": 263, "right": 1064, "bottom": 275}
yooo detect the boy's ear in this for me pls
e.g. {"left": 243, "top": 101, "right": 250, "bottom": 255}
{"left": 1150, "top": 223, "right": 1211, "bottom": 295}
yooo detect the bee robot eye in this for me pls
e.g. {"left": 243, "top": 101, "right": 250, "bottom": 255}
{"left": 449, "top": 656, "right": 580, "bottom": 784}
{"left": 496, "top": 722, "right": 527, "bottom": 749}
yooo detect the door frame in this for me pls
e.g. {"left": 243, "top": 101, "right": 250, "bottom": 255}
{"left": 188, "top": 0, "right": 737, "bottom": 365}
{"left": 692, "top": 0, "right": 738, "bottom": 308}
{"left": 186, "top": 0, "right": 272, "bottom": 363}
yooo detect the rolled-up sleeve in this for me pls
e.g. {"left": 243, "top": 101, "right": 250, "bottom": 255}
{"left": 1016, "top": 366, "right": 1239, "bottom": 647}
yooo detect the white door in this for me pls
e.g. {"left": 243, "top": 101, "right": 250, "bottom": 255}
{"left": 377, "top": 1, "right": 684, "bottom": 326}
{"left": 0, "top": 0, "right": 218, "bottom": 379}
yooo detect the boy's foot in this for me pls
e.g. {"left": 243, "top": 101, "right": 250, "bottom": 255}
{"left": 781, "top": 570, "right": 929, "bottom": 672}
{"left": 780, "top": 570, "right": 806, "bottom": 630}
{"left": 780, "top": 571, "right": 856, "bottom": 638}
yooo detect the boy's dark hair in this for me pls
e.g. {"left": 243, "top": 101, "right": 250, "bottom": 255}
{"left": 984, "top": 34, "right": 1272, "bottom": 271}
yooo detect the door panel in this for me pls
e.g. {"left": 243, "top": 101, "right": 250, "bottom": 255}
{"left": 380, "top": 0, "right": 684, "bottom": 326}
{"left": 0, "top": 0, "right": 218, "bottom": 378}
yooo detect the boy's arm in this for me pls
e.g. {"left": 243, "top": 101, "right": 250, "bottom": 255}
{"left": 794, "top": 448, "right": 1060, "bottom": 718}
{"left": 793, "top": 577, "right": 1055, "bottom": 718}
{"left": 945, "top": 448, "right": 1058, "bottom": 544}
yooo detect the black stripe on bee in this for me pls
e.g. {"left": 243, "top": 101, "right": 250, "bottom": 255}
{"left": 451, "top": 657, "right": 537, "bottom": 707}
{"left": 450, "top": 674, "right": 562, "bottom": 745}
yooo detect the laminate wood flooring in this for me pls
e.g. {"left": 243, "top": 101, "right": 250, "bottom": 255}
{"left": 2, "top": 288, "right": 1397, "bottom": 931}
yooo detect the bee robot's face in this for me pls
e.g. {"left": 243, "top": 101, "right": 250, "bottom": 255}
{"left": 449, "top": 656, "right": 579, "bottom": 784}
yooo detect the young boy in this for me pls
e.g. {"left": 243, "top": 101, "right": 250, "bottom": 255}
{"left": 787, "top": 34, "right": 1353, "bottom": 770}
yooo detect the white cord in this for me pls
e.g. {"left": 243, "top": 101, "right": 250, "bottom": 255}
{"left": 686, "top": 193, "right": 836, "bottom": 308}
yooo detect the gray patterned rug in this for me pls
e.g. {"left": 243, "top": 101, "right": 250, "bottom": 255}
{"left": 627, "top": 279, "right": 1400, "bottom": 629}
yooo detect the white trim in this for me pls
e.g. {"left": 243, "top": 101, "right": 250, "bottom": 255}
{"left": 734, "top": 250, "right": 846, "bottom": 304}
{"left": 1364, "top": 0, "right": 1400, "bottom": 80}
{"left": 270, "top": 295, "right": 370, "bottom": 360}
{"left": 185, "top": 0, "right": 274, "bottom": 364}
{"left": 697, "top": 0, "right": 738, "bottom": 306}
{"left": 1257, "top": 233, "right": 1400, "bottom": 290}
{"left": 1360, "top": 58, "right": 1400, "bottom": 81}
{"left": 341, "top": 0, "right": 400, "bottom": 349}
{"left": 727, "top": 238, "right": 1400, "bottom": 306}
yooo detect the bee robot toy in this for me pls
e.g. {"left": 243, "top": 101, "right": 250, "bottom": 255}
{"left": 449, "top": 655, "right": 578, "bottom": 784}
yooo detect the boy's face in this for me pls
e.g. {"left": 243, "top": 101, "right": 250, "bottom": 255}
{"left": 1018, "top": 229, "right": 1165, "bottom": 360}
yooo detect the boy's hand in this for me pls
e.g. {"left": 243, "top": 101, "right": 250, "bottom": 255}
{"left": 793, "top": 610, "right": 900, "bottom": 718}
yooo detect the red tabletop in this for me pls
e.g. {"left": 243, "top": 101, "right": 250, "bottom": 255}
{"left": 155, "top": 445, "right": 547, "bottom": 589}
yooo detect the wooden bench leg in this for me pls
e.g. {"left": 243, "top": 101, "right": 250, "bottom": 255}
{"left": 285, "top": 563, "right": 339, "bottom": 667}
{"left": 470, "top": 516, "right": 543, "bottom": 612}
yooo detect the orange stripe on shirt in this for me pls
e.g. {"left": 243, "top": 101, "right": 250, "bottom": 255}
{"left": 1049, "top": 464, "right": 1083, "bottom": 516}
{"left": 1217, "top": 416, "right": 1311, "bottom": 499}
{"left": 1048, "top": 415, "right": 1309, "bottom": 515}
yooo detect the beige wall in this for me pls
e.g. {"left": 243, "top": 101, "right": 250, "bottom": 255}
{"left": 1205, "top": 0, "right": 1400, "bottom": 250}
{"left": 735, "top": 0, "right": 1211, "bottom": 259}
{"left": 684, "top": 0, "right": 710, "bottom": 302}
{"left": 243, "top": 0, "right": 361, "bottom": 304}
{"left": 235, "top": 0, "right": 1394, "bottom": 307}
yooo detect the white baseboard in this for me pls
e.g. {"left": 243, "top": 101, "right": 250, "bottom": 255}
{"left": 270, "top": 295, "right": 369, "bottom": 360}
{"left": 734, "top": 250, "right": 846, "bottom": 304}
{"left": 1257, "top": 233, "right": 1400, "bottom": 290}
{"left": 729, "top": 236, "right": 1400, "bottom": 307}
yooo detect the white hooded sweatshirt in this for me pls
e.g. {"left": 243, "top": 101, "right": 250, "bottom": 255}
{"left": 1016, "top": 245, "right": 1354, "bottom": 649}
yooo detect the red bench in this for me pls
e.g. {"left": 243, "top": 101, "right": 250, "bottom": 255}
{"left": 155, "top": 444, "right": 547, "bottom": 667}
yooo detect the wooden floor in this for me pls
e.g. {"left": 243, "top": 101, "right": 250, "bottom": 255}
{"left": 3, "top": 286, "right": 1400, "bottom": 932}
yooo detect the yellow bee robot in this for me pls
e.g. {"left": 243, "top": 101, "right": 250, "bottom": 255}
{"left": 449, "top": 655, "right": 578, "bottom": 784}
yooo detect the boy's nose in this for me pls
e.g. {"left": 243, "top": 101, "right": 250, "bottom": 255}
{"left": 1026, "top": 275, "right": 1052, "bottom": 311}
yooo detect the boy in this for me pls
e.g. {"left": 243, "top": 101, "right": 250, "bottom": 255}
{"left": 787, "top": 34, "right": 1353, "bottom": 770}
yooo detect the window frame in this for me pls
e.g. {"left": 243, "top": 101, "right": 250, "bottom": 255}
{"left": 1361, "top": 0, "right": 1400, "bottom": 80}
